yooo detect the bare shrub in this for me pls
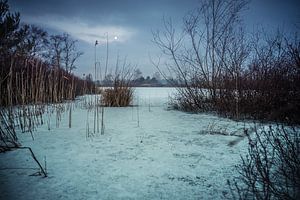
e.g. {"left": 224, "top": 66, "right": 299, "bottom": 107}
{"left": 153, "top": 0, "right": 249, "bottom": 116}
{"left": 153, "top": 0, "right": 300, "bottom": 124}
{"left": 101, "top": 56, "right": 134, "bottom": 107}
{"left": 228, "top": 125, "right": 300, "bottom": 200}
{"left": 233, "top": 33, "right": 300, "bottom": 123}
{"left": 101, "top": 69, "right": 134, "bottom": 107}
{"left": 102, "top": 86, "right": 134, "bottom": 107}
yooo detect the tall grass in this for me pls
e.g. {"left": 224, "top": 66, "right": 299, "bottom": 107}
{"left": 0, "top": 56, "right": 95, "bottom": 150}
{"left": 101, "top": 70, "right": 134, "bottom": 107}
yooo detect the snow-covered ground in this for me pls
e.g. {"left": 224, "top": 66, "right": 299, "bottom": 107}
{"left": 0, "top": 87, "right": 252, "bottom": 200}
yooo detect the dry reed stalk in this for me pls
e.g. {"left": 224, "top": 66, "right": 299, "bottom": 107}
{"left": 137, "top": 97, "right": 140, "bottom": 127}
{"left": 101, "top": 106, "right": 104, "bottom": 135}
{"left": 68, "top": 103, "right": 72, "bottom": 128}
{"left": 1, "top": 55, "right": 95, "bottom": 150}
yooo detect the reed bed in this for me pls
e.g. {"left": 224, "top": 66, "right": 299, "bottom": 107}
{"left": 101, "top": 86, "right": 134, "bottom": 107}
{"left": 101, "top": 69, "right": 134, "bottom": 107}
{"left": 0, "top": 56, "right": 95, "bottom": 151}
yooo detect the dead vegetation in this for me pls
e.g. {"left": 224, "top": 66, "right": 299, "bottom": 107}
{"left": 101, "top": 59, "right": 134, "bottom": 107}
{"left": 228, "top": 125, "right": 300, "bottom": 200}
{"left": 0, "top": 1, "right": 95, "bottom": 151}
{"left": 153, "top": 0, "right": 300, "bottom": 124}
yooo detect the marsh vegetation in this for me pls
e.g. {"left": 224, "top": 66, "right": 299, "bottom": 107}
{"left": 0, "top": 0, "right": 299, "bottom": 199}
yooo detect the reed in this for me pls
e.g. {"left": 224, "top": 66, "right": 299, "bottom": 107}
{"left": 0, "top": 56, "right": 95, "bottom": 150}
{"left": 102, "top": 86, "right": 134, "bottom": 107}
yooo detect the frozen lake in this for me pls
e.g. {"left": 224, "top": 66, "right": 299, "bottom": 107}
{"left": 0, "top": 87, "right": 251, "bottom": 200}
{"left": 133, "top": 87, "right": 176, "bottom": 106}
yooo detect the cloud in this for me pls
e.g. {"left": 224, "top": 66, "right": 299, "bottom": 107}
{"left": 23, "top": 15, "right": 136, "bottom": 44}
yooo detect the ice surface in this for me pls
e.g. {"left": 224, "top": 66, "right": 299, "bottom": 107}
{"left": 0, "top": 87, "right": 252, "bottom": 200}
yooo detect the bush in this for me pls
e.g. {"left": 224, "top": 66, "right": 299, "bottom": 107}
{"left": 228, "top": 125, "right": 300, "bottom": 200}
{"left": 101, "top": 80, "right": 134, "bottom": 107}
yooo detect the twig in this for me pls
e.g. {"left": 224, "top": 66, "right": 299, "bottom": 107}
{"left": 15, "top": 147, "right": 48, "bottom": 177}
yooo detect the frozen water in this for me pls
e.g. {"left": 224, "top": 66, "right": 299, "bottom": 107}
{"left": 0, "top": 87, "right": 252, "bottom": 200}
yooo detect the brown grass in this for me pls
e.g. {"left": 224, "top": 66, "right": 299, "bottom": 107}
{"left": 101, "top": 84, "right": 134, "bottom": 107}
{"left": 0, "top": 56, "right": 95, "bottom": 150}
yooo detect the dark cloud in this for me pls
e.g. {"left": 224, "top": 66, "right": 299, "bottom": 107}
{"left": 10, "top": 0, "right": 198, "bottom": 26}
{"left": 8, "top": 0, "right": 300, "bottom": 76}
{"left": 246, "top": 0, "right": 300, "bottom": 30}
{"left": 9, "top": 0, "right": 202, "bottom": 76}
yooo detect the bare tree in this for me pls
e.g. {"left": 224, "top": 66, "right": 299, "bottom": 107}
{"left": 17, "top": 24, "right": 48, "bottom": 59}
{"left": 49, "top": 34, "right": 64, "bottom": 68}
{"left": 153, "top": 0, "right": 249, "bottom": 112}
{"left": 48, "top": 33, "right": 82, "bottom": 72}
{"left": 61, "top": 33, "right": 83, "bottom": 73}
{"left": 0, "top": 0, "right": 20, "bottom": 67}
{"left": 0, "top": 0, "right": 95, "bottom": 154}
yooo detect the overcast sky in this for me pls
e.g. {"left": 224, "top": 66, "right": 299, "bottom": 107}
{"left": 9, "top": 0, "right": 300, "bottom": 77}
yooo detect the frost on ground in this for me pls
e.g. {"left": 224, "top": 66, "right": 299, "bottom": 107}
{"left": 0, "top": 87, "right": 252, "bottom": 200}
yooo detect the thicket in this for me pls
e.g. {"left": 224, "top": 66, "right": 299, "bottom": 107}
{"left": 153, "top": 0, "right": 300, "bottom": 124}
{"left": 153, "top": 1, "right": 300, "bottom": 198}
{"left": 228, "top": 125, "right": 300, "bottom": 200}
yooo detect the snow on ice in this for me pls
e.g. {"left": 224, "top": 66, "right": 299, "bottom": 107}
{"left": 0, "top": 87, "right": 252, "bottom": 200}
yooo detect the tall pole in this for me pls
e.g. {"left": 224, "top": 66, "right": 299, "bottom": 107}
{"left": 100, "top": 33, "right": 118, "bottom": 135}
{"left": 95, "top": 40, "right": 97, "bottom": 81}
{"left": 101, "top": 33, "right": 109, "bottom": 135}
{"left": 94, "top": 40, "right": 98, "bottom": 134}
{"left": 104, "top": 33, "right": 109, "bottom": 78}
{"left": 236, "top": 64, "right": 239, "bottom": 120}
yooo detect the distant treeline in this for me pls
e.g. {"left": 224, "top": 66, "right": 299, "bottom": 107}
{"left": 96, "top": 69, "right": 180, "bottom": 87}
